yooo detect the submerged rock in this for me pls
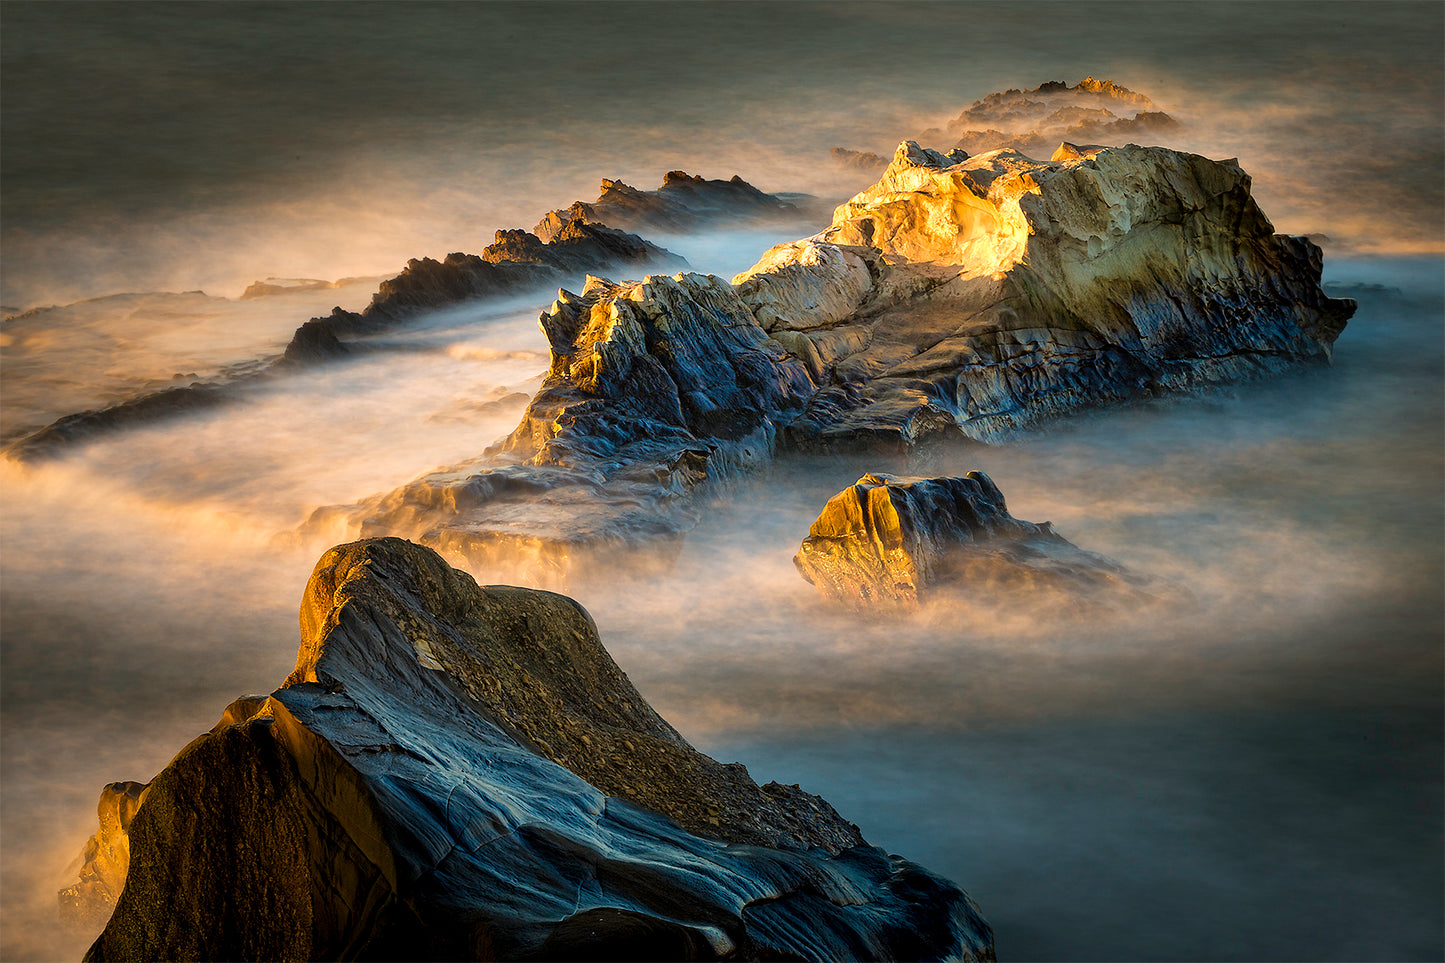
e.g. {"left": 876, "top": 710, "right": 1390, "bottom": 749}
{"left": 70, "top": 538, "right": 992, "bottom": 961}
{"left": 795, "top": 472, "right": 1163, "bottom": 612}
{"left": 534, "top": 170, "right": 814, "bottom": 242}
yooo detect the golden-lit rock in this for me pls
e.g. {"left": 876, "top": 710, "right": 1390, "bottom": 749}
{"left": 744, "top": 139, "right": 1354, "bottom": 450}
{"left": 796, "top": 472, "right": 1172, "bottom": 612}
{"left": 72, "top": 538, "right": 994, "bottom": 961}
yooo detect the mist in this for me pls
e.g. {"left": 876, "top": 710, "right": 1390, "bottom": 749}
{"left": 2, "top": 3, "right": 1442, "bottom": 961}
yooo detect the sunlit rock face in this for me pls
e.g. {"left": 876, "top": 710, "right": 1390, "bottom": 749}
{"left": 795, "top": 472, "right": 1163, "bottom": 612}
{"left": 353, "top": 273, "right": 815, "bottom": 585}
{"left": 57, "top": 781, "right": 148, "bottom": 931}
{"left": 73, "top": 538, "right": 992, "bottom": 962}
{"left": 534, "top": 170, "right": 813, "bottom": 242}
{"left": 921, "top": 77, "right": 1183, "bottom": 158}
{"left": 743, "top": 140, "right": 1356, "bottom": 449}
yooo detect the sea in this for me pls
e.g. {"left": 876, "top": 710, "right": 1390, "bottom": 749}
{"left": 2, "top": 3, "right": 1441, "bottom": 960}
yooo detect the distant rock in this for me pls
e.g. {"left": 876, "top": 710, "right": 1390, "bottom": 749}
{"left": 795, "top": 472, "right": 1166, "bottom": 612}
{"left": 71, "top": 538, "right": 993, "bottom": 961}
{"left": 285, "top": 220, "right": 687, "bottom": 363}
{"left": 926, "top": 77, "right": 1182, "bottom": 159}
{"left": 829, "top": 147, "right": 890, "bottom": 174}
{"left": 534, "top": 170, "right": 816, "bottom": 242}
{"left": 239, "top": 277, "right": 337, "bottom": 298}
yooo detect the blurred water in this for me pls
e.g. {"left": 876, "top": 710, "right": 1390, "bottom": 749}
{"left": 1, "top": 3, "right": 1441, "bottom": 960}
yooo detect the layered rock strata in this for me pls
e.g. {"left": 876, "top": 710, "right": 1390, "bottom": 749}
{"left": 741, "top": 140, "right": 1355, "bottom": 450}
{"left": 331, "top": 139, "right": 1351, "bottom": 583}
{"left": 349, "top": 272, "right": 816, "bottom": 585}
{"left": 534, "top": 170, "right": 813, "bottom": 243}
{"left": 71, "top": 538, "right": 993, "bottom": 962}
{"left": 795, "top": 471, "right": 1162, "bottom": 612}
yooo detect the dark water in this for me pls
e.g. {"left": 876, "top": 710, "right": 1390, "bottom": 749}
{"left": 1, "top": 3, "right": 1442, "bottom": 960}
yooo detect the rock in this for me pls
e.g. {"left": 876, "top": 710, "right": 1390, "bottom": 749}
{"left": 829, "top": 147, "right": 890, "bottom": 174}
{"left": 350, "top": 272, "right": 816, "bottom": 586}
{"left": 57, "top": 781, "right": 148, "bottom": 930}
{"left": 742, "top": 140, "right": 1355, "bottom": 450}
{"left": 284, "top": 221, "right": 686, "bottom": 360}
{"left": 334, "top": 138, "right": 1352, "bottom": 584}
{"left": 239, "top": 277, "right": 338, "bottom": 299}
{"left": 937, "top": 78, "right": 1182, "bottom": 159}
{"left": 533, "top": 171, "right": 814, "bottom": 242}
{"left": 72, "top": 538, "right": 993, "bottom": 961}
{"left": 794, "top": 472, "right": 1167, "bottom": 612}
{"left": 2, "top": 224, "right": 685, "bottom": 461}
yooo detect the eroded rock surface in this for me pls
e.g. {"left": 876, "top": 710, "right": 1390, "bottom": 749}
{"left": 285, "top": 220, "right": 686, "bottom": 364}
{"left": 349, "top": 273, "right": 816, "bottom": 585}
{"left": 330, "top": 138, "right": 1351, "bottom": 583}
{"left": 71, "top": 538, "right": 992, "bottom": 962}
{"left": 795, "top": 472, "right": 1163, "bottom": 612}
{"left": 534, "top": 170, "right": 813, "bottom": 243}
{"left": 741, "top": 140, "right": 1355, "bottom": 450}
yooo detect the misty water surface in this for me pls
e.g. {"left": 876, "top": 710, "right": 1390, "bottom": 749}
{"left": 2, "top": 3, "right": 1441, "bottom": 961}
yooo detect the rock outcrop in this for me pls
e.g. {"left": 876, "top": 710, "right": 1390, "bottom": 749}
{"left": 71, "top": 538, "right": 992, "bottom": 962}
{"left": 284, "top": 220, "right": 686, "bottom": 364}
{"left": 923, "top": 78, "right": 1182, "bottom": 159}
{"left": 2, "top": 222, "right": 684, "bottom": 461}
{"left": 534, "top": 170, "right": 813, "bottom": 243}
{"left": 794, "top": 472, "right": 1164, "bottom": 612}
{"left": 347, "top": 272, "right": 817, "bottom": 585}
{"left": 740, "top": 140, "right": 1355, "bottom": 450}
{"left": 326, "top": 139, "right": 1352, "bottom": 583}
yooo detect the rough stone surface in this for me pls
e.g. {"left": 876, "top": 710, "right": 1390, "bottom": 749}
{"left": 741, "top": 140, "right": 1355, "bottom": 451}
{"left": 332, "top": 139, "right": 1351, "bottom": 582}
{"left": 534, "top": 170, "right": 812, "bottom": 242}
{"left": 285, "top": 220, "right": 686, "bottom": 363}
{"left": 794, "top": 472, "right": 1164, "bottom": 611}
{"left": 350, "top": 273, "right": 816, "bottom": 586}
{"left": 73, "top": 538, "right": 993, "bottom": 962}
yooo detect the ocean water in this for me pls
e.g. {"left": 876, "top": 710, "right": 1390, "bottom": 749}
{"left": 2, "top": 3, "right": 1441, "bottom": 960}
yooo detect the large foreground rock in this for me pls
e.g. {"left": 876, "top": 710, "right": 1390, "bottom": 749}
{"left": 71, "top": 538, "right": 992, "bottom": 961}
{"left": 795, "top": 472, "right": 1165, "bottom": 612}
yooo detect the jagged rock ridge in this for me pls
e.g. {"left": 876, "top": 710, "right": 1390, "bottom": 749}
{"left": 341, "top": 140, "right": 1353, "bottom": 583}
{"left": 534, "top": 170, "right": 814, "bottom": 243}
{"left": 71, "top": 538, "right": 993, "bottom": 962}
{"left": 349, "top": 272, "right": 816, "bottom": 584}
{"left": 795, "top": 471, "right": 1170, "bottom": 612}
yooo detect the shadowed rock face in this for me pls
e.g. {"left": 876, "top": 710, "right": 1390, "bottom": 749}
{"left": 794, "top": 472, "right": 1166, "bottom": 612}
{"left": 352, "top": 274, "right": 816, "bottom": 585}
{"left": 284, "top": 220, "right": 688, "bottom": 364}
{"left": 534, "top": 171, "right": 811, "bottom": 243}
{"left": 72, "top": 538, "right": 993, "bottom": 962}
